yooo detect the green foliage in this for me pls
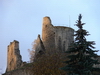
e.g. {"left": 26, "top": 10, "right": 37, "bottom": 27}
{"left": 61, "top": 14, "right": 100, "bottom": 75}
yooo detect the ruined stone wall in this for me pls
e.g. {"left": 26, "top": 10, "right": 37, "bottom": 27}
{"left": 6, "top": 40, "right": 22, "bottom": 72}
{"left": 34, "top": 35, "right": 45, "bottom": 60}
{"left": 42, "top": 16, "right": 74, "bottom": 51}
{"left": 54, "top": 26, "right": 74, "bottom": 51}
{"left": 42, "top": 17, "right": 55, "bottom": 50}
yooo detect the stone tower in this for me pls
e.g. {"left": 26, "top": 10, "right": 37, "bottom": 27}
{"left": 54, "top": 26, "right": 74, "bottom": 51}
{"left": 42, "top": 17, "right": 55, "bottom": 50}
{"left": 6, "top": 40, "right": 22, "bottom": 72}
{"left": 42, "top": 17, "right": 74, "bottom": 51}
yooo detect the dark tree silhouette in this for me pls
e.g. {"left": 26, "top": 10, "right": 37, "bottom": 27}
{"left": 61, "top": 14, "right": 100, "bottom": 75}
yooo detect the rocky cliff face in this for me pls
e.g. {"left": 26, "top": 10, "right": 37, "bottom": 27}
{"left": 6, "top": 40, "right": 22, "bottom": 72}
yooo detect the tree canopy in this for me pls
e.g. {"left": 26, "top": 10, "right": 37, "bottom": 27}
{"left": 61, "top": 14, "right": 100, "bottom": 75}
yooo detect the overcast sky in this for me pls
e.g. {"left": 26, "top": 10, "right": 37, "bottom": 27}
{"left": 0, "top": 0, "right": 100, "bottom": 74}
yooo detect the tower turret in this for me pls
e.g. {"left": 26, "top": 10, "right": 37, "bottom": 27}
{"left": 6, "top": 40, "right": 22, "bottom": 72}
{"left": 42, "top": 17, "right": 55, "bottom": 50}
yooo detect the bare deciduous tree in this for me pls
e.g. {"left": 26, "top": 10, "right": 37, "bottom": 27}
{"left": 28, "top": 39, "right": 39, "bottom": 62}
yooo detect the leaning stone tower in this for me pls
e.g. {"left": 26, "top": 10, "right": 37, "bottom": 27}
{"left": 6, "top": 40, "right": 22, "bottom": 72}
{"left": 42, "top": 17, "right": 74, "bottom": 51}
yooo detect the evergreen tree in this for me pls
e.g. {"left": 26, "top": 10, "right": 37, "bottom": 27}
{"left": 61, "top": 14, "right": 100, "bottom": 75}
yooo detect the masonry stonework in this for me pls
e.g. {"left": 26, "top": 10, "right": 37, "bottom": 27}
{"left": 42, "top": 16, "right": 74, "bottom": 51}
{"left": 34, "top": 35, "right": 45, "bottom": 59}
{"left": 6, "top": 40, "right": 22, "bottom": 72}
{"left": 42, "top": 17, "right": 55, "bottom": 50}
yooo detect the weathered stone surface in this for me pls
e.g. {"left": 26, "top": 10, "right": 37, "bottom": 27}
{"left": 34, "top": 35, "right": 45, "bottom": 58}
{"left": 42, "top": 16, "right": 74, "bottom": 51}
{"left": 42, "top": 17, "right": 55, "bottom": 50}
{"left": 6, "top": 40, "right": 22, "bottom": 72}
{"left": 54, "top": 26, "right": 74, "bottom": 51}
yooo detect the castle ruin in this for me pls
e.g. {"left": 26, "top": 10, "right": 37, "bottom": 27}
{"left": 5, "top": 17, "right": 74, "bottom": 74}
{"left": 4, "top": 16, "right": 100, "bottom": 75}
{"left": 6, "top": 40, "right": 22, "bottom": 72}
{"left": 36, "top": 17, "right": 74, "bottom": 55}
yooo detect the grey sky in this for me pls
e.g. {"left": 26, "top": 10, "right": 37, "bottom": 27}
{"left": 0, "top": 0, "right": 100, "bottom": 74}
